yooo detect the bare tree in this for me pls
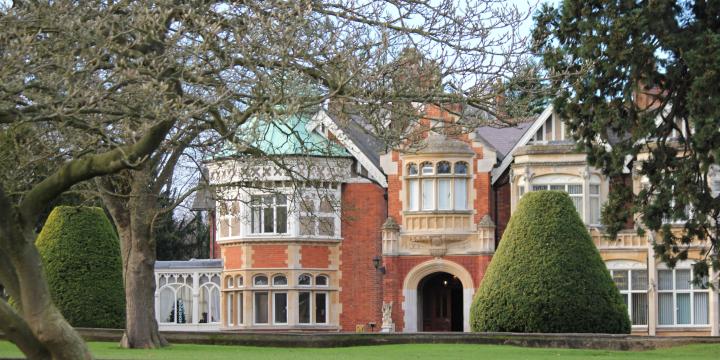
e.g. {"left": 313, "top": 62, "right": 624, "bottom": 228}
{"left": 0, "top": 0, "right": 533, "bottom": 357}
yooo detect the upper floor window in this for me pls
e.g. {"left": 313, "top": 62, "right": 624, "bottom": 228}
{"left": 525, "top": 174, "right": 603, "bottom": 225}
{"left": 298, "top": 274, "right": 312, "bottom": 286}
{"left": 253, "top": 275, "right": 269, "bottom": 286}
{"left": 406, "top": 161, "right": 469, "bottom": 211}
{"left": 272, "top": 275, "right": 288, "bottom": 286}
{"left": 251, "top": 195, "right": 287, "bottom": 234}
{"left": 299, "top": 194, "right": 337, "bottom": 237}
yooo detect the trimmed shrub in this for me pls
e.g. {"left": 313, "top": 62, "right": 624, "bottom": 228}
{"left": 470, "top": 191, "right": 630, "bottom": 333}
{"left": 37, "top": 206, "right": 125, "bottom": 328}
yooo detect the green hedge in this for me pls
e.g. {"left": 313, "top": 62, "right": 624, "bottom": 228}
{"left": 470, "top": 191, "right": 630, "bottom": 333}
{"left": 37, "top": 206, "right": 125, "bottom": 328}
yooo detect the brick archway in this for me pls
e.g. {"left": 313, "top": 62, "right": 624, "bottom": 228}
{"left": 401, "top": 259, "right": 475, "bottom": 332}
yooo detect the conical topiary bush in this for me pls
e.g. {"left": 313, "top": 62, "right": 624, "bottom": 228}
{"left": 470, "top": 191, "right": 630, "bottom": 333}
{"left": 36, "top": 206, "right": 125, "bottom": 328}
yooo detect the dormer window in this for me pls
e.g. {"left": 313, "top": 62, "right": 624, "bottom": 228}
{"left": 406, "top": 160, "right": 470, "bottom": 212}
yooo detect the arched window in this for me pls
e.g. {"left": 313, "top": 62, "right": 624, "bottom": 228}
{"left": 437, "top": 161, "right": 451, "bottom": 174}
{"left": 235, "top": 275, "right": 244, "bottom": 287}
{"left": 454, "top": 162, "right": 468, "bottom": 174}
{"left": 298, "top": 273, "right": 312, "bottom": 286}
{"left": 253, "top": 275, "right": 269, "bottom": 286}
{"left": 272, "top": 274, "right": 288, "bottom": 286}
{"left": 421, "top": 161, "right": 433, "bottom": 175}
{"left": 226, "top": 276, "right": 234, "bottom": 288}
{"left": 315, "top": 275, "right": 328, "bottom": 286}
{"left": 406, "top": 160, "right": 470, "bottom": 211}
{"left": 158, "top": 283, "right": 193, "bottom": 324}
{"left": 407, "top": 163, "right": 418, "bottom": 176}
{"left": 199, "top": 283, "right": 221, "bottom": 323}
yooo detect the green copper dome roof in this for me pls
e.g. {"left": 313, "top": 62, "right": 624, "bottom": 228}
{"left": 215, "top": 113, "right": 350, "bottom": 158}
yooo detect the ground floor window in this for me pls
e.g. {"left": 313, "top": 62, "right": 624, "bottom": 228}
{"left": 237, "top": 293, "right": 244, "bottom": 325}
{"left": 609, "top": 269, "right": 648, "bottom": 326}
{"left": 274, "top": 292, "right": 288, "bottom": 324}
{"left": 658, "top": 268, "right": 709, "bottom": 326}
{"left": 227, "top": 293, "right": 234, "bottom": 326}
{"left": 315, "top": 292, "right": 327, "bottom": 324}
{"left": 254, "top": 292, "right": 269, "bottom": 324}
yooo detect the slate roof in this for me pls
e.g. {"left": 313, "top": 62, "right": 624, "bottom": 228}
{"left": 324, "top": 112, "right": 386, "bottom": 170}
{"left": 475, "top": 120, "right": 535, "bottom": 160}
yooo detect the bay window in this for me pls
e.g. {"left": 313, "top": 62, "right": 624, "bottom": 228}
{"left": 658, "top": 268, "right": 709, "bottom": 326}
{"left": 251, "top": 195, "right": 288, "bottom": 234}
{"left": 299, "top": 193, "right": 339, "bottom": 237}
{"left": 406, "top": 160, "right": 470, "bottom": 212}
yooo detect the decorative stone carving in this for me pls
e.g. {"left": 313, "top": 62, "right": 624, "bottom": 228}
{"left": 381, "top": 301, "right": 395, "bottom": 332}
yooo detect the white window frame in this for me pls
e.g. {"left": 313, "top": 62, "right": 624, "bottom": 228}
{"left": 227, "top": 293, "right": 234, "bottom": 326}
{"left": 606, "top": 261, "right": 648, "bottom": 327}
{"left": 249, "top": 194, "right": 288, "bottom": 235}
{"left": 405, "top": 161, "right": 471, "bottom": 212}
{"left": 253, "top": 291, "right": 270, "bottom": 325}
{"left": 298, "top": 190, "right": 340, "bottom": 238}
{"left": 272, "top": 292, "right": 288, "bottom": 325}
{"left": 657, "top": 266, "right": 709, "bottom": 327}
{"left": 237, "top": 292, "right": 243, "bottom": 326}
{"left": 589, "top": 183, "right": 602, "bottom": 226}
{"left": 298, "top": 291, "right": 313, "bottom": 325}
{"left": 314, "top": 291, "right": 329, "bottom": 325}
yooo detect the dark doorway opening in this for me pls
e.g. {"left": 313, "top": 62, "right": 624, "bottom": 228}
{"left": 418, "top": 272, "right": 463, "bottom": 332}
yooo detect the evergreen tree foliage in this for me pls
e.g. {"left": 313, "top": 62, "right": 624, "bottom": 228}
{"left": 501, "top": 60, "right": 551, "bottom": 118}
{"left": 155, "top": 190, "right": 210, "bottom": 261}
{"left": 36, "top": 206, "right": 125, "bottom": 328}
{"left": 534, "top": 0, "right": 720, "bottom": 281}
{"left": 470, "top": 191, "right": 630, "bottom": 333}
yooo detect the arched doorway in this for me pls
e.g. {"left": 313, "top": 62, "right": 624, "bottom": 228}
{"left": 402, "top": 259, "right": 475, "bottom": 332}
{"left": 418, "top": 272, "right": 463, "bottom": 331}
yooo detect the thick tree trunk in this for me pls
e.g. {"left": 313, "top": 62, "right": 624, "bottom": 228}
{"left": 102, "top": 169, "right": 167, "bottom": 349}
{"left": 0, "top": 299, "right": 51, "bottom": 360}
{"left": 117, "top": 225, "right": 167, "bottom": 348}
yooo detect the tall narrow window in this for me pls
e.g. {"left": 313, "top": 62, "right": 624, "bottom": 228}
{"left": 421, "top": 179, "right": 434, "bottom": 210}
{"left": 315, "top": 293, "right": 327, "bottom": 324}
{"left": 254, "top": 292, "right": 269, "bottom": 324}
{"left": 299, "top": 292, "right": 311, "bottom": 324}
{"left": 237, "top": 293, "right": 243, "bottom": 325}
{"left": 438, "top": 179, "right": 452, "bottom": 210}
{"left": 227, "top": 293, "right": 234, "bottom": 326}
{"left": 274, "top": 292, "right": 288, "bottom": 324}
{"left": 589, "top": 184, "right": 601, "bottom": 225}
{"left": 408, "top": 178, "right": 419, "bottom": 210}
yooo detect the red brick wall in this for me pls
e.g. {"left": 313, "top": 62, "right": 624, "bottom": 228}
{"left": 493, "top": 171, "right": 512, "bottom": 242}
{"left": 387, "top": 151, "right": 403, "bottom": 225}
{"left": 223, "top": 246, "right": 243, "bottom": 270}
{"left": 382, "top": 255, "right": 492, "bottom": 331}
{"left": 339, "top": 183, "right": 386, "bottom": 331}
{"left": 251, "top": 245, "right": 288, "bottom": 268}
{"left": 300, "top": 245, "right": 330, "bottom": 269}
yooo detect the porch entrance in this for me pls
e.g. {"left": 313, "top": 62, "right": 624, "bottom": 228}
{"left": 418, "top": 272, "right": 463, "bottom": 332}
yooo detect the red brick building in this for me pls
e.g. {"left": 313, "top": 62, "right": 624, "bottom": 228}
{"left": 191, "top": 104, "right": 536, "bottom": 333}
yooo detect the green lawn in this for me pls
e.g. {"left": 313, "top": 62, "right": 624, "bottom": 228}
{"left": 0, "top": 341, "right": 718, "bottom": 359}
